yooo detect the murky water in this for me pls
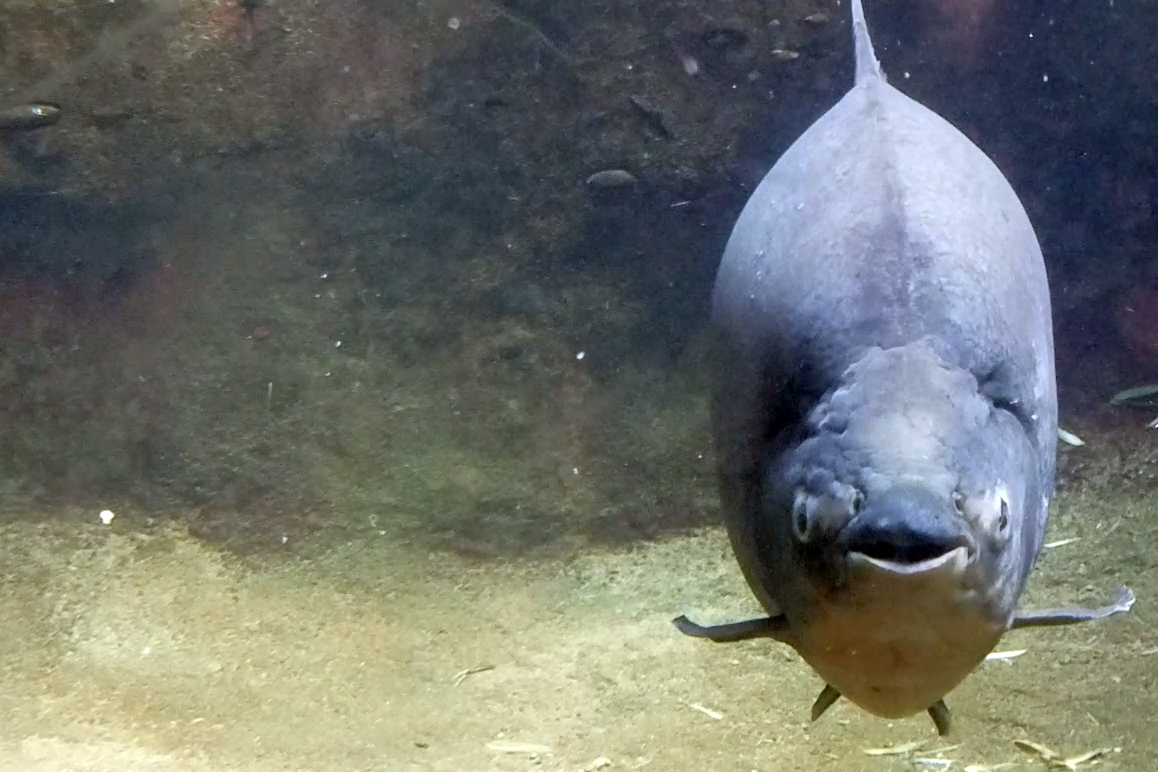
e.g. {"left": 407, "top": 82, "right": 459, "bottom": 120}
{"left": 0, "top": 0, "right": 1155, "bottom": 769}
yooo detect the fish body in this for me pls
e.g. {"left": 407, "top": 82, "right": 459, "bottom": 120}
{"left": 677, "top": 0, "right": 1133, "bottom": 734}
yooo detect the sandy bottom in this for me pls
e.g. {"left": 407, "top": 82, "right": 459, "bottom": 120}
{"left": 0, "top": 499, "right": 1150, "bottom": 772}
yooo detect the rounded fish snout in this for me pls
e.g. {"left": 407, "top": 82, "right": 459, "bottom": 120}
{"left": 840, "top": 486, "right": 975, "bottom": 566}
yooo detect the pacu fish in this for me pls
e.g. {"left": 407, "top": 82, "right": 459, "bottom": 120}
{"left": 674, "top": 0, "right": 1134, "bottom": 735}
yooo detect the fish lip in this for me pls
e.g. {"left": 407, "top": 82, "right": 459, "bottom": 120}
{"left": 848, "top": 544, "right": 972, "bottom": 576}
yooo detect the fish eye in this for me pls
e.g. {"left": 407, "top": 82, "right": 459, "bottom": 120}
{"left": 952, "top": 491, "right": 965, "bottom": 516}
{"left": 998, "top": 497, "right": 1009, "bottom": 533}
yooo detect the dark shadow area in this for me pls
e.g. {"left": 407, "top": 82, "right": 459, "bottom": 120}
{"left": 0, "top": 189, "right": 172, "bottom": 503}
{"left": 0, "top": 189, "right": 160, "bottom": 288}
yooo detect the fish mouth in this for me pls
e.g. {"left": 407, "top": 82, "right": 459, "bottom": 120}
{"left": 848, "top": 544, "right": 972, "bottom": 577}
{"left": 835, "top": 483, "right": 978, "bottom": 578}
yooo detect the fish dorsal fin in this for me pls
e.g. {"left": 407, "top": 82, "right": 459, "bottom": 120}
{"left": 851, "top": 0, "right": 885, "bottom": 85}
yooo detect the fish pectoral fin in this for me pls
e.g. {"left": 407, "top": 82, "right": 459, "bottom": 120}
{"left": 928, "top": 699, "right": 951, "bottom": 736}
{"left": 1010, "top": 586, "right": 1136, "bottom": 629}
{"left": 671, "top": 613, "right": 791, "bottom": 642}
{"left": 810, "top": 684, "right": 841, "bottom": 721}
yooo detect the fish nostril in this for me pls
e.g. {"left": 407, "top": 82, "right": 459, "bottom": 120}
{"left": 792, "top": 498, "right": 811, "bottom": 541}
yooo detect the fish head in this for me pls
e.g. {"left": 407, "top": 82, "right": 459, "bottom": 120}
{"left": 764, "top": 341, "right": 1044, "bottom": 717}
